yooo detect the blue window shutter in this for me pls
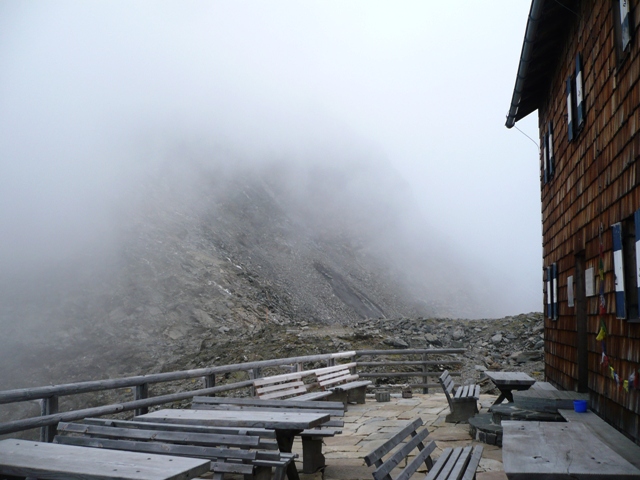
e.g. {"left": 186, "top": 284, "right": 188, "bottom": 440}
{"left": 548, "top": 121, "right": 555, "bottom": 177}
{"left": 635, "top": 209, "right": 640, "bottom": 306}
{"left": 566, "top": 78, "right": 574, "bottom": 141}
{"left": 576, "top": 53, "right": 585, "bottom": 130}
{"left": 552, "top": 263, "right": 559, "bottom": 320}
{"left": 546, "top": 266, "right": 552, "bottom": 318}
{"left": 620, "top": 0, "right": 631, "bottom": 51}
{"left": 612, "top": 222, "right": 626, "bottom": 319}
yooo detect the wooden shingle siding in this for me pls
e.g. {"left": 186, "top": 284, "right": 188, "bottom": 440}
{"left": 533, "top": 0, "right": 640, "bottom": 442}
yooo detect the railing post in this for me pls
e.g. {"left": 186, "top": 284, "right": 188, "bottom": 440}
{"left": 134, "top": 383, "right": 149, "bottom": 416}
{"left": 422, "top": 353, "right": 429, "bottom": 394}
{"left": 40, "top": 395, "right": 58, "bottom": 442}
{"left": 328, "top": 358, "right": 336, "bottom": 367}
{"left": 249, "top": 368, "right": 261, "bottom": 397}
{"left": 204, "top": 374, "right": 216, "bottom": 396}
{"left": 295, "top": 362, "right": 303, "bottom": 372}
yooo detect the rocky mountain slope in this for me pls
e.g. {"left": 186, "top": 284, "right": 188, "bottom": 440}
{"left": 0, "top": 154, "right": 540, "bottom": 393}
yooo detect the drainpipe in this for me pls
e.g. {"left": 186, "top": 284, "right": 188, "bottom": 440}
{"left": 505, "top": 0, "right": 545, "bottom": 128}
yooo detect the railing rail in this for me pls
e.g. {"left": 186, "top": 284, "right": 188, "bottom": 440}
{"left": 0, "top": 351, "right": 356, "bottom": 405}
{"left": 0, "top": 347, "right": 464, "bottom": 441}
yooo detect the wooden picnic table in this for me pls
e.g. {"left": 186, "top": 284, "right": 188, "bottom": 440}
{"left": 484, "top": 371, "right": 536, "bottom": 405}
{"left": 135, "top": 408, "right": 330, "bottom": 480}
{"left": 502, "top": 421, "right": 640, "bottom": 479}
{"left": 0, "top": 438, "right": 210, "bottom": 480}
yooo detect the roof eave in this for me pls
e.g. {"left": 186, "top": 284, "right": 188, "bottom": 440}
{"left": 505, "top": 0, "right": 545, "bottom": 129}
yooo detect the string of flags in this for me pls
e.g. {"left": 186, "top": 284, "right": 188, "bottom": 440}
{"left": 596, "top": 225, "right": 640, "bottom": 392}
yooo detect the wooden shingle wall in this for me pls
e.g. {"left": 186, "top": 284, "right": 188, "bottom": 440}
{"left": 537, "top": 0, "right": 640, "bottom": 443}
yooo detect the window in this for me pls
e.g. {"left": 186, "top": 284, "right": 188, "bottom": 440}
{"left": 613, "top": 0, "right": 633, "bottom": 63}
{"left": 545, "top": 263, "right": 558, "bottom": 320}
{"left": 612, "top": 209, "right": 640, "bottom": 322}
{"left": 542, "top": 121, "right": 555, "bottom": 183}
{"left": 566, "top": 53, "right": 585, "bottom": 141}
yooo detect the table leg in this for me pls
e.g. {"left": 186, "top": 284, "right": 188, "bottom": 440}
{"left": 275, "top": 429, "right": 300, "bottom": 480}
{"left": 492, "top": 389, "right": 514, "bottom": 406}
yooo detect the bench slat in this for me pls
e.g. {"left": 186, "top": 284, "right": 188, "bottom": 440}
{"left": 425, "top": 447, "right": 453, "bottom": 480}
{"left": 395, "top": 441, "right": 437, "bottom": 480}
{"left": 364, "top": 418, "right": 424, "bottom": 466}
{"left": 84, "top": 418, "right": 276, "bottom": 438}
{"left": 255, "top": 380, "right": 305, "bottom": 395}
{"left": 54, "top": 435, "right": 257, "bottom": 463}
{"left": 319, "top": 374, "right": 359, "bottom": 388}
{"left": 57, "top": 422, "right": 260, "bottom": 448}
{"left": 461, "top": 446, "right": 484, "bottom": 480}
{"left": 372, "top": 428, "right": 434, "bottom": 480}
{"left": 292, "top": 391, "right": 334, "bottom": 401}
{"left": 193, "top": 403, "right": 345, "bottom": 418}
{"left": 448, "top": 446, "right": 472, "bottom": 480}
{"left": 332, "top": 380, "right": 372, "bottom": 391}
{"left": 311, "top": 362, "right": 357, "bottom": 375}
{"left": 252, "top": 371, "right": 311, "bottom": 386}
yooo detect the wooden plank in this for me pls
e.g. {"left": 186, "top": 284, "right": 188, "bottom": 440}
{"left": 54, "top": 435, "right": 258, "bottom": 463}
{"left": 311, "top": 362, "right": 357, "bottom": 375}
{"left": 292, "top": 391, "right": 334, "bottom": 401}
{"left": 484, "top": 371, "right": 536, "bottom": 386}
{"left": 253, "top": 372, "right": 309, "bottom": 386}
{"left": 372, "top": 428, "right": 433, "bottom": 480}
{"left": 255, "top": 380, "right": 305, "bottom": 394}
{"left": 363, "top": 418, "right": 423, "bottom": 466}
{"left": 57, "top": 422, "right": 261, "bottom": 448}
{"left": 318, "top": 374, "right": 358, "bottom": 388}
{"left": 0, "top": 439, "right": 210, "bottom": 480}
{"left": 332, "top": 381, "right": 371, "bottom": 392}
{"left": 559, "top": 409, "right": 640, "bottom": 470}
{"left": 461, "top": 446, "right": 484, "bottom": 480}
{"left": 447, "top": 446, "right": 473, "bottom": 480}
{"left": 191, "top": 396, "right": 344, "bottom": 411}
{"left": 84, "top": 418, "right": 277, "bottom": 439}
{"left": 135, "top": 409, "right": 330, "bottom": 430}
{"left": 425, "top": 447, "right": 453, "bottom": 480}
{"left": 258, "top": 385, "right": 307, "bottom": 400}
{"left": 502, "top": 421, "right": 640, "bottom": 479}
{"left": 193, "top": 403, "right": 344, "bottom": 417}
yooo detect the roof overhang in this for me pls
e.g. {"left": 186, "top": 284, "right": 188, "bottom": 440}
{"left": 505, "top": 0, "right": 578, "bottom": 128}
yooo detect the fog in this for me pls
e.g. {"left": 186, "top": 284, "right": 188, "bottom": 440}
{"left": 1, "top": 1, "right": 542, "bottom": 331}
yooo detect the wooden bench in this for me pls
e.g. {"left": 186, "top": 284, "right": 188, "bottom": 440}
{"left": 438, "top": 370, "right": 479, "bottom": 423}
{"left": 364, "top": 417, "right": 483, "bottom": 480}
{"left": 253, "top": 371, "right": 332, "bottom": 401}
{"left": 192, "top": 396, "right": 344, "bottom": 474}
{"left": 55, "top": 420, "right": 294, "bottom": 480}
{"left": 313, "top": 362, "right": 372, "bottom": 405}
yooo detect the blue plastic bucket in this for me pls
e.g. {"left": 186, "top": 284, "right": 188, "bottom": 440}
{"left": 573, "top": 400, "right": 588, "bottom": 413}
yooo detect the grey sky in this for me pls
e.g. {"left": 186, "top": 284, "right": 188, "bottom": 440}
{"left": 0, "top": 1, "right": 541, "bottom": 316}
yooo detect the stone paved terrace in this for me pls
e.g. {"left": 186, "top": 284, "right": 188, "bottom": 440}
{"left": 293, "top": 392, "right": 507, "bottom": 480}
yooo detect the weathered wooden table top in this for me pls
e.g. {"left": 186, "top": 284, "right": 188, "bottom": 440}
{"left": 0, "top": 438, "right": 210, "bottom": 480}
{"left": 136, "top": 408, "right": 330, "bottom": 430}
{"left": 502, "top": 421, "right": 640, "bottom": 479}
{"left": 484, "top": 371, "right": 536, "bottom": 386}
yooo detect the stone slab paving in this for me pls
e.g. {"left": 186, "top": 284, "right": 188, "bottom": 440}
{"left": 290, "top": 392, "right": 507, "bottom": 480}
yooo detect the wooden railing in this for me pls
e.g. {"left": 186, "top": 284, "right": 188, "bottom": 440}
{"left": 354, "top": 348, "right": 464, "bottom": 393}
{"left": 0, "top": 348, "right": 464, "bottom": 441}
